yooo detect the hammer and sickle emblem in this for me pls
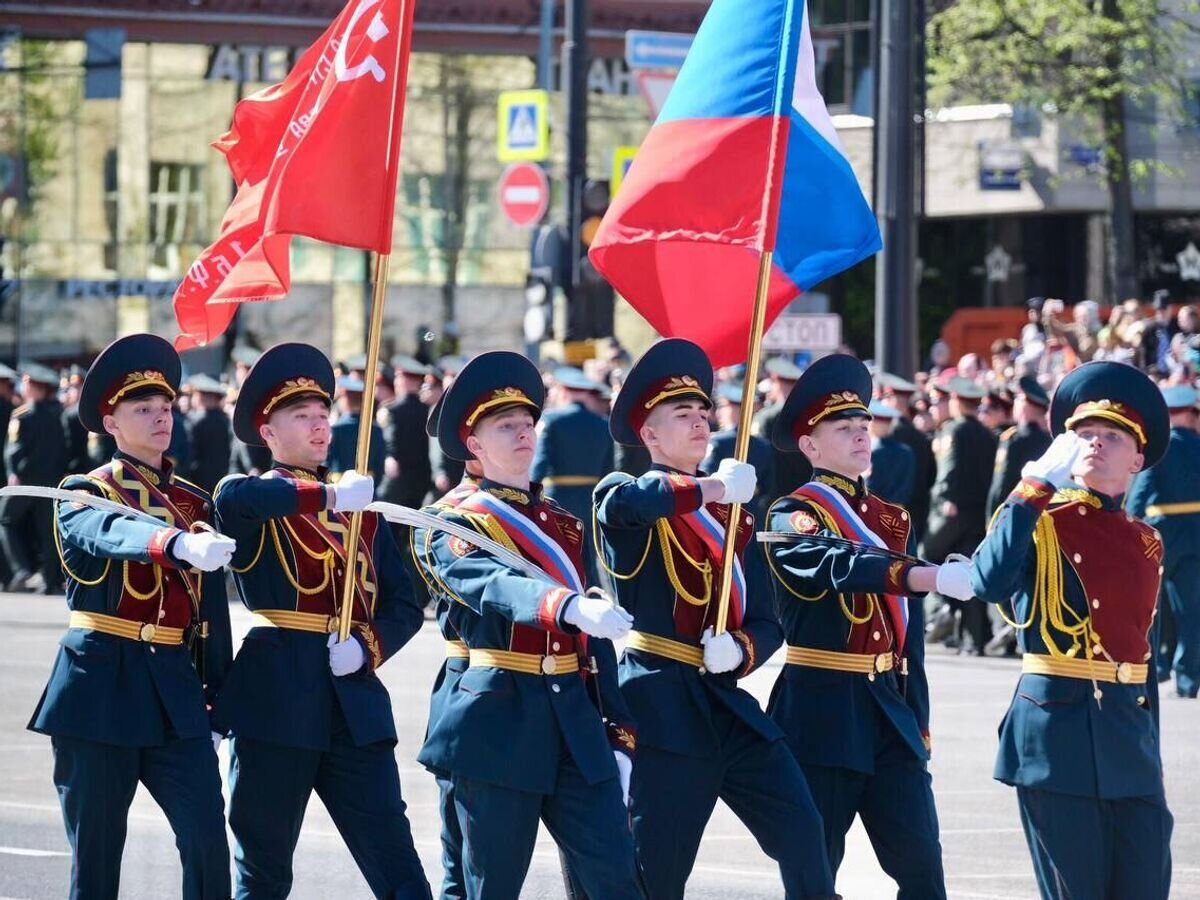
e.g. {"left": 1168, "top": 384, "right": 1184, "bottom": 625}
{"left": 336, "top": 0, "right": 391, "bottom": 83}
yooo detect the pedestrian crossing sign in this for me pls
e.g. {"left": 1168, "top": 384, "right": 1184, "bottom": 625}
{"left": 611, "top": 145, "right": 639, "bottom": 196}
{"left": 497, "top": 90, "right": 550, "bottom": 163}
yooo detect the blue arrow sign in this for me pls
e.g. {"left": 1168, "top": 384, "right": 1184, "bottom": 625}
{"left": 625, "top": 30, "right": 693, "bottom": 71}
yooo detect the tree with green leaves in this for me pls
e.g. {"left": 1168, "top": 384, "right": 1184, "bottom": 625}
{"left": 927, "top": 0, "right": 1199, "bottom": 301}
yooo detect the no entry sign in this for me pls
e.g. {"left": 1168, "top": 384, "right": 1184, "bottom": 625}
{"left": 498, "top": 163, "right": 550, "bottom": 228}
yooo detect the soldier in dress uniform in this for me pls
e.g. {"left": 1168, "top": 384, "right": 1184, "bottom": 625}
{"left": 327, "top": 374, "right": 386, "bottom": 490}
{"left": 877, "top": 374, "right": 935, "bottom": 543}
{"left": 417, "top": 351, "right": 643, "bottom": 900}
{"left": 986, "top": 376, "right": 1051, "bottom": 517}
{"left": 594, "top": 339, "right": 835, "bottom": 900}
{"left": 701, "top": 381, "right": 775, "bottom": 524}
{"left": 532, "top": 366, "right": 615, "bottom": 586}
{"left": 184, "top": 375, "right": 234, "bottom": 495}
{"left": 866, "top": 399, "right": 914, "bottom": 506}
{"left": 2, "top": 362, "right": 68, "bottom": 593}
{"left": 762, "top": 353, "right": 975, "bottom": 897}
{"left": 1127, "top": 383, "right": 1200, "bottom": 698}
{"left": 405, "top": 393, "right": 480, "bottom": 900}
{"left": 922, "top": 376, "right": 997, "bottom": 653}
{"left": 33, "top": 334, "right": 236, "bottom": 900}
{"left": 969, "top": 361, "right": 1174, "bottom": 899}
{"left": 213, "top": 343, "right": 431, "bottom": 900}
{"left": 381, "top": 355, "right": 434, "bottom": 508}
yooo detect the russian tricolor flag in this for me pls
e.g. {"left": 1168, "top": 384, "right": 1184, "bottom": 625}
{"left": 590, "top": 0, "right": 882, "bottom": 366}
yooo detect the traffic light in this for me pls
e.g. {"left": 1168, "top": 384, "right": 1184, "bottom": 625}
{"left": 566, "top": 178, "right": 615, "bottom": 341}
{"left": 525, "top": 224, "right": 564, "bottom": 345}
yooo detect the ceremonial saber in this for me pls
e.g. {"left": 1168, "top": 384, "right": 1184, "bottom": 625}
{"left": 0, "top": 485, "right": 171, "bottom": 528}
{"left": 756, "top": 529, "right": 931, "bottom": 567}
{"left": 366, "top": 501, "right": 562, "bottom": 586}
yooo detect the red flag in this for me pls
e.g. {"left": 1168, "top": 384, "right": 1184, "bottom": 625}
{"left": 173, "top": 0, "right": 416, "bottom": 350}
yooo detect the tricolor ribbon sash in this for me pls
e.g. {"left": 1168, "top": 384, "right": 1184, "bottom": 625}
{"left": 458, "top": 491, "right": 585, "bottom": 593}
{"left": 794, "top": 481, "right": 910, "bottom": 656}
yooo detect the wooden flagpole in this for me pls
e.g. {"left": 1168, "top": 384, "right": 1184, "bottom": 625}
{"left": 337, "top": 252, "right": 391, "bottom": 642}
{"left": 713, "top": 249, "right": 773, "bottom": 635}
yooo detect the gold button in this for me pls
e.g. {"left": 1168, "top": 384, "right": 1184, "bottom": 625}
{"left": 1078, "top": 507, "right": 1086, "bottom": 515}
{"left": 872, "top": 631, "right": 881, "bottom": 641}
{"left": 1144, "top": 651, "right": 1152, "bottom": 661}
{"left": 139, "top": 623, "right": 157, "bottom": 642}
{"left": 539, "top": 512, "right": 548, "bottom": 521}
{"left": 1092, "top": 598, "right": 1100, "bottom": 609}
{"left": 149, "top": 646, "right": 156, "bottom": 654}
{"left": 1137, "top": 696, "right": 1147, "bottom": 706}
{"left": 551, "top": 683, "right": 561, "bottom": 693}
{"left": 1074, "top": 553, "right": 1083, "bottom": 564}
{"left": 861, "top": 504, "right": 869, "bottom": 513}
{"left": 1158, "top": 566, "right": 1164, "bottom": 575}
{"left": 158, "top": 609, "right": 166, "bottom": 619}
{"left": 552, "top": 641, "right": 561, "bottom": 652}
{"left": 900, "top": 511, "right": 908, "bottom": 521}
{"left": 1093, "top": 644, "right": 1103, "bottom": 655}
{"left": 541, "top": 656, "right": 558, "bottom": 675}
{"left": 868, "top": 672, "right": 876, "bottom": 682}
{"left": 575, "top": 522, "right": 582, "bottom": 531}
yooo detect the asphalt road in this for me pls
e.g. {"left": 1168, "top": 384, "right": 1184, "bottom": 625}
{"left": 0, "top": 593, "right": 1196, "bottom": 899}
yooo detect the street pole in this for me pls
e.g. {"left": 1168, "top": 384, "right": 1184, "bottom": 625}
{"left": 873, "top": 0, "right": 918, "bottom": 376}
{"left": 539, "top": 0, "right": 555, "bottom": 91}
{"left": 563, "top": 0, "right": 588, "bottom": 306}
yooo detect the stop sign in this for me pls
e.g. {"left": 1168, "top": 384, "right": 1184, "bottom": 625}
{"left": 498, "top": 163, "right": 550, "bottom": 228}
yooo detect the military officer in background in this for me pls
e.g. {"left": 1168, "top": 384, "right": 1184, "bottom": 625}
{"left": 62, "top": 366, "right": 91, "bottom": 476}
{"left": 753, "top": 356, "right": 811, "bottom": 502}
{"left": 877, "top": 373, "right": 935, "bottom": 543}
{"left": 702, "top": 381, "right": 775, "bottom": 524}
{"left": 184, "top": 375, "right": 233, "bottom": 495}
{"left": 33, "top": 334, "right": 235, "bottom": 900}
{"left": 381, "top": 355, "right": 434, "bottom": 508}
{"left": 1128, "top": 383, "right": 1200, "bottom": 698}
{"left": 2, "top": 362, "right": 68, "bottom": 593}
{"left": 214, "top": 343, "right": 430, "bottom": 900}
{"left": 763, "top": 353, "right": 975, "bottom": 897}
{"left": 326, "top": 374, "right": 385, "bottom": 490}
{"left": 865, "top": 399, "right": 914, "bottom": 506}
{"left": 532, "top": 366, "right": 614, "bottom": 585}
{"left": 987, "top": 376, "right": 1052, "bottom": 516}
{"left": 418, "top": 351, "right": 643, "bottom": 900}
{"left": 595, "top": 339, "right": 835, "bottom": 900}
{"left": 969, "top": 361, "right": 1173, "bottom": 899}
{"left": 923, "top": 377, "right": 997, "bottom": 653}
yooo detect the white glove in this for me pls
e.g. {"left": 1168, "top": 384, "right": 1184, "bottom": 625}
{"left": 701, "top": 627, "right": 744, "bottom": 674}
{"left": 713, "top": 458, "right": 757, "bottom": 505}
{"left": 327, "top": 632, "right": 366, "bottom": 676}
{"left": 563, "top": 591, "right": 634, "bottom": 640}
{"left": 173, "top": 530, "right": 236, "bottom": 572}
{"left": 935, "top": 561, "right": 975, "bottom": 601}
{"left": 1021, "top": 433, "right": 1082, "bottom": 489}
{"left": 211, "top": 731, "right": 223, "bottom": 754}
{"left": 332, "top": 470, "right": 375, "bottom": 512}
{"left": 614, "top": 751, "right": 632, "bottom": 808}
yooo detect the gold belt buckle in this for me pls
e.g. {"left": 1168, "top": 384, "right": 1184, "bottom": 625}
{"left": 874, "top": 652, "right": 891, "bottom": 674}
{"left": 1116, "top": 662, "right": 1133, "bottom": 684}
{"left": 541, "top": 656, "right": 558, "bottom": 675}
{"left": 139, "top": 623, "right": 157, "bottom": 642}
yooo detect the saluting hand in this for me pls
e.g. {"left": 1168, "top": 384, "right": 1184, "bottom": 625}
{"left": 1022, "top": 432, "right": 1082, "bottom": 488}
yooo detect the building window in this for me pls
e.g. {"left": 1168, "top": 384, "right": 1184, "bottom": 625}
{"left": 148, "top": 161, "right": 205, "bottom": 269}
{"left": 810, "top": 0, "right": 874, "bottom": 115}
